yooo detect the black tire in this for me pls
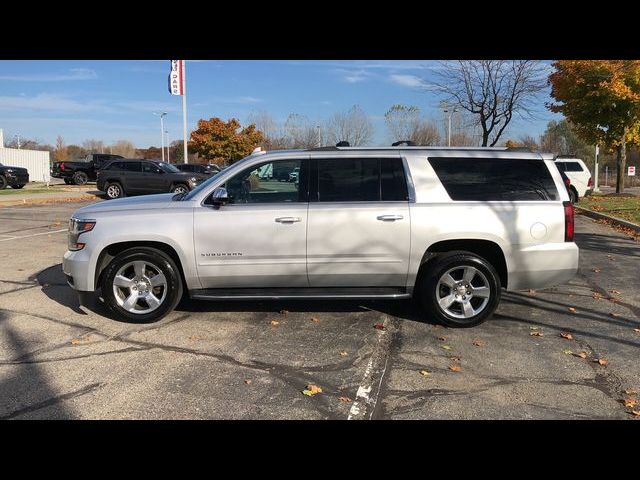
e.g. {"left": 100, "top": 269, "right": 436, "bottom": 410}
{"left": 73, "top": 171, "right": 89, "bottom": 185}
{"left": 11, "top": 184, "right": 25, "bottom": 189}
{"left": 170, "top": 183, "right": 189, "bottom": 194}
{"left": 64, "top": 178, "right": 72, "bottom": 185}
{"left": 0, "top": 175, "right": 7, "bottom": 190}
{"left": 105, "top": 182, "right": 124, "bottom": 199}
{"left": 102, "top": 247, "right": 183, "bottom": 323}
{"left": 569, "top": 187, "right": 578, "bottom": 204}
{"left": 418, "top": 251, "right": 501, "bottom": 328}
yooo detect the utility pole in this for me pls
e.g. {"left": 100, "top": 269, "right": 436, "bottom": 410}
{"left": 593, "top": 145, "right": 600, "bottom": 192}
{"left": 165, "top": 130, "right": 170, "bottom": 162}
{"left": 153, "top": 112, "right": 168, "bottom": 162}
{"left": 442, "top": 106, "right": 458, "bottom": 147}
{"left": 317, "top": 125, "right": 321, "bottom": 147}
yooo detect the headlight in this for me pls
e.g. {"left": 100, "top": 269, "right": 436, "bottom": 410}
{"left": 5, "top": 169, "right": 13, "bottom": 173}
{"left": 68, "top": 218, "right": 96, "bottom": 251}
{"left": 190, "top": 177, "right": 198, "bottom": 184}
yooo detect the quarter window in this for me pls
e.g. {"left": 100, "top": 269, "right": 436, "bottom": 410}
{"left": 429, "top": 157, "right": 559, "bottom": 201}
{"left": 122, "top": 161, "right": 141, "bottom": 172}
{"left": 556, "top": 161, "right": 584, "bottom": 172}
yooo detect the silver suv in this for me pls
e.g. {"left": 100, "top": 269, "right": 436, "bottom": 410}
{"left": 63, "top": 146, "right": 579, "bottom": 327}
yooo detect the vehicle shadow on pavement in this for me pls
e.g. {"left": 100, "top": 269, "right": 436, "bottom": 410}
{"left": 576, "top": 232, "right": 640, "bottom": 258}
{"left": 32, "top": 264, "right": 87, "bottom": 316}
{"left": 0, "top": 309, "right": 75, "bottom": 419}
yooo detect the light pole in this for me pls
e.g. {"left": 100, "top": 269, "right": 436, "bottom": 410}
{"left": 153, "top": 112, "right": 168, "bottom": 162}
{"left": 593, "top": 145, "right": 600, "bottom": 192}
{"left": 317, "top": 125, "right": 321, "bottom": 147}
{"left": 13, "top": 133, "right": 21, "bottom": 149}
{"left": 442, "top": 106, "right": 458, "bottom": 147}
{"left": 165, "top": 130, "right": 170, "bottom": 163}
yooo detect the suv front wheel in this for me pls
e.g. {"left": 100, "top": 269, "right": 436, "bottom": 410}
{"left": 419, "top": 251, "right": 501, "bottom": 328}
{"left": 102, "top": 247, "right": 183, "bottom": 322}
{"left": 105, "top": 182, "right": 124, "bottom": 199}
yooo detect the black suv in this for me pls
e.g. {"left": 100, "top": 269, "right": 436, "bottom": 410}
{"left": 175, "top": 163, "right": 220, "bottom": 176}
{"left": 96, "top": 159, "right": 207, "bottom": 199}
{"left": 0, "top": 162, "right": 29, "bottom": 189}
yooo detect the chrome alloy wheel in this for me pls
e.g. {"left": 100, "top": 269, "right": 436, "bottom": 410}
{"left": 106, "top": 184, "right": 121, "bottom": 198}
{"left": 112, "top": 260, "right": 167, "bottom": 314}
{"left": 435, "top": 265, "right": 491, "bottom": 319}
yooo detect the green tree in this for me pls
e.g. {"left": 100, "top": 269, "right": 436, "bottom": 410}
{"left": 539, "top": 119, "right": 595, "bottom": 169}
{"left": 548, "top": 60, "right": 640, "bottom": 193}
{"left": 189, "top": 118, "right": 264, "bottom": 165}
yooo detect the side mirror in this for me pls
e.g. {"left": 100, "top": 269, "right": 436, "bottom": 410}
{"left": 211, "top": 187, "right": 229, "bottom": 208}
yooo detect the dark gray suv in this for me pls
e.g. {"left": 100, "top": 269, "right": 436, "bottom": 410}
{"left": 96, "top": 159, "right": 207, "bottom": 199}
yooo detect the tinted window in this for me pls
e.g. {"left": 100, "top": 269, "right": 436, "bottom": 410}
{"left": 106, "top": 161, "right": 124, "bottom": 170}
{"left": 142, "top": 162, "right": 161, "bottom": 173}
{"left": 556, "top": 161, "right": 584, "bottom": 172}
{"left": 122, "top": 162, "right": 141, "bottom": 172}
{"left": 316, "top": 158, "right": 408, "bottom": 202}
{"left": 225, "top": 160, "right": 306, "bottom": 204}
{"left": 429, "top": 157, "right": 558, "bottom": 201}
{"left": 381, "top": 159, "right": 409, "bottom": 201}
{"left": 318, "top": 158, "right": 379, "bottom": 202}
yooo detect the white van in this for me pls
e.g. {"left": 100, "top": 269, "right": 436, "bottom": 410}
{"left": 554, "top": 157, "right": 593, "bottom": 202}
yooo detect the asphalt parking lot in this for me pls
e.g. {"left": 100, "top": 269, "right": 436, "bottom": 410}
{"left": 0, "top": 201, "right": 639, "bottom": 419}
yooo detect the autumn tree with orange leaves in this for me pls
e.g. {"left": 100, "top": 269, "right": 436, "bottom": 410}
{"left": 548, "top": 60, "right": 640, "bottom": 193}
{"left": 189, "top": 118, "right": 264, "bottom": 165}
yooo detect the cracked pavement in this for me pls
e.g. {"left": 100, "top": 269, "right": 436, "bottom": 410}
{"left": 0, "top": 201, "right": 639, "bottom": 419}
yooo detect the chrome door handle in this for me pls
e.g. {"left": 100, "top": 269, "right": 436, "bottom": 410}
{"left": 275, "top": 217, "right": 302, "bottom": 223}
{"left": 377, "top": 215, "right": 403, "bottom": 221}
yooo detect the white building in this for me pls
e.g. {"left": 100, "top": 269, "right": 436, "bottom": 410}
{"left": 0, "top": 128, "right": 51, "bottom": 182}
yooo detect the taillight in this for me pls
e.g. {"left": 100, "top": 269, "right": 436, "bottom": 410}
{"left": 587, "top": 177, "right": 593, "bottom": 187}
{"left": 59, "top": 162, "right": 65, "bottom": 171}
{"left": 563, "top": 201, "right": 574, "bottom": 242}
{"left": 564, "top": 177, "right": 571, "bottom": 187}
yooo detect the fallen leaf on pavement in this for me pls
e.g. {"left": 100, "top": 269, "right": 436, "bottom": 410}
{"left": 560, "top": 332, "right": 573, "bottom": 340}
{"left": 630, "top": 410, "right": 640, "bottom": 417}
{"left": 270, "top": 320, "right": 280, "bottom": 326}
{"left": 438, "top": 336, "right": 446, "bottom": 341}
{"left": 528, "top": 289, "right": 536, "bottom": 295}
{"left": 609, "top": 289, "right": 621, "bottom": 295}
{"left": 71, "top": 335, "right": 92, "bottom": 345}
{"left": 450, "top": 356, "right": 461, "bottom": 362}
{"left": 625, "top": 388, "right": 638, "bottom": 396}
{"left": 302, "top": 384, "right": 323, "bottom": 396}
{"left": 530, "top": 331, "right": 543, "bottom": 337}
{"left": 449, "top": 364, "right": 462, "bottom": 373}
{"left": 441, "top": 345, "right": 452, "bottom": 350}
{"left": 310, "top": 317, "right": 320, "bottom": 323}
{"left": 568, "top": 307, "right": 577, "bottom": 313}
{"left": 592, "top": 268, "right": 601, "bottom": 273}
{"left": 623, "top": 399, "right": 638, "bottom": 408}
{"left": 338, "top": 396, "right": 352, "bottom": 403}
{"left": 244, "top": 379, "right": 252, "bottom": 385}
{"left": 339, "top": 351, "right": 348, "bottom": 357}
{"left": 592, "top": 292, "right": 603, "bottom": 300}
{"left": 563, "top": 349, "right": 573, "bottom": 355}
{"left": 374, "top": 323, "right": 385, "bottom": 330}
{"left": 573, "top": 351, "right": 588, "bottom": 359}
{"left": 530, "top": 326, "right": 540, "bottom": 330}
{"left": 594, "top": 358, "right": 608, "bottom": 366}
{"left": 419, "top": 370, "right": 430, "bottom": 376}
{"left": 609, "top": 312, "right": 620, "bottom": 318}
{"left": 634, "top": 328, "right": 640, "bottom": 333}
{"left": 472, "top": 340, "right": 484, "bottom": 347}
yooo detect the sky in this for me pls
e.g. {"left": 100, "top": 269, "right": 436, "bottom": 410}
{"left": 0, "top": 60, "right": 563, "bottom": 148}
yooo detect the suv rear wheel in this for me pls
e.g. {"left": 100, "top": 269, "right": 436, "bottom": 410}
{"left": 171, "top": 184, "right": 189, "bottom": 194}
{"left": 73, "top": 171, "right": 89, "bottom": 185}
{"left": 102, "top": 247, "right": 183, "bottom": 322}
{"left": 418, "top": 251, "right": 501, "bottom": 328}
{"left": 105, "top": 182, "right": 124, "bottom": 199}
{"left": 0, "top": 176, "right": 7, "bottom": 190}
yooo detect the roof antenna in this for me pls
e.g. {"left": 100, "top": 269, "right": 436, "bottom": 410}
{"left": 336, "top": 141, "right": 350, "bottom": 147}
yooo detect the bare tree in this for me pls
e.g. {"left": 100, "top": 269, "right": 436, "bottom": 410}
{"left": 518, "top": 134, "right": 539, "bottom": 150}
{"left": 385, "top": 104, "right": 440, "bottom": 145}
{"left": 434, "top": 60, "right": 547, "bottom": 146}
{"left": 110, "top": 140, "right": 136, "bottom": 158}
{"left": 82, "top": 139, "right": 105, "bottom": 153}
{"left": 325, "top": 105, "right": 373, "bottom": 147}
{"left": 284, "top": 113, "right": 319, "bottom": 149}
{"left": 55, "top": 135, "right": 68, "bottom": 161}
{"left": 247, "top": 111, "right": 288, "bottom": 149}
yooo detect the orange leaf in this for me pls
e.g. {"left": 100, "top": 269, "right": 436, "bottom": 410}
{"left": 339, "top": 351, "right": 348, "bottom": 357}
{"left": 568, "top": 307, "right": 577, "bottom": 313}
{"left": 560, "top": 332, "right": 573, "bottom": 340}
{"left": 630, "top": 410, "right": 640, "bottom": 417}
{"left": 530, "top": 331, "right": 543, "bottom": 337}
{"left": 573, "top": 351, "right": 588, "bottom": 359}
{"left": 594, "top": 358, "right": 608, "bottom": 366}
{"left": 449, "top": 364, "right": 462, "bottom": 372}
{"left": 270, "top": 320, "right": 280, "bottom": 326}
{"left": 338, "top": 396, "right": 352, "bottom": 403}
{"left": 623, "top": 399, "right": 638, "bottom": 408}
{"left": 244, "top": 379, "right": 252, "bottom": 385}
{"left": 472, "top": 340, "right": 484, "bottom": 347}
{"left": 310, "top": 317, "right": 320, "bottom": 323}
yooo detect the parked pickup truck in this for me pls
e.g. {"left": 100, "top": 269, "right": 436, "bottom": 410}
{"left": 0, "top": 162, "right": 29, "bottom": 189}
{"left": 51, "top": 153, "right": 124, "bottom": 185}
{"left": 63, "top": 144, "right": 579, "bottom": 326}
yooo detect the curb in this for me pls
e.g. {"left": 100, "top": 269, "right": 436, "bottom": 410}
{"left": 575, "top": 206, "right": 640, "bottom": 234}
{"left": 0, "top": 194, "right": 100, "bottom": 208}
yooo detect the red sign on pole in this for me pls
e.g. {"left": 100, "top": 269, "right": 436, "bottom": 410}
{"left": 168, "top": 60, "right": 184, "bottom": 96}
{"left": 628, "top": 166, "right": 636, "bottom": 177}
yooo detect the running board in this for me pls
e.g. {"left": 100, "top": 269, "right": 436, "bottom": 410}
{"left": 189, "top": 287, "right": 411, "bottom": 301}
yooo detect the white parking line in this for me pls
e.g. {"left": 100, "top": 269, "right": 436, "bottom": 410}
{"left": 0, "top": 228, "right": 67, "bottom": 242}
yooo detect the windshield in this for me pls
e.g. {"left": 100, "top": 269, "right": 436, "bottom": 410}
{"left": 156, "top": 162, "right": 181, "bottom": 173}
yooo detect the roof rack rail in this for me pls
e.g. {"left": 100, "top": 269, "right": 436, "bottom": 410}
{"left": 506, "top": 146, "right": 533, "bottom": 152}
{"left": 392, "top": 140, "right": 416, "bottom": 146}
{"left": 335, "top": 141, "right": 350, "bottom": 147}
{"left": 307, "top": 146, "right": 340, "bottom": 151}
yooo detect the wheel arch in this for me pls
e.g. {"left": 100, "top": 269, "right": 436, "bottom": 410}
{"left": 416, "top": 239, "right": 508, "bottom": 289}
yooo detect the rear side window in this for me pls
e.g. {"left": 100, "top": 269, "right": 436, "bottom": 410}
{"left": 122, "top": 162, "right": 141, "bottom": 172}
{"left": 316, "top": 158, "right": 408, "bottom": 202}
{"left": 106, "top": 161, "right": 124, "bottom": 170}
{"left": 556, "top": 161, "right": 584, "bottom": 172}
{"left": 429, "top": 157, "right": 558, "bottom": 201}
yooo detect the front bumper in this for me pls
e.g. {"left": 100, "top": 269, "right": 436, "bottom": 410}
{"left": 5, "top": 173, "right": 29, "bottom": 185}
{"left": 63, "top": 248, "right": 94, "bottom": 292}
